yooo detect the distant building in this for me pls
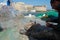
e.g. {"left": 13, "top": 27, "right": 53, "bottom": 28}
{"left": 11, "top": 2, "right": 46, "bottom": 12}
{"left": 34, "top": 5, "right": 47, "bottom": 12}
{"left": 25, "top": 5, "right": 33, "bottom": 12}
{"left": 11, "top": 2, "right": 33, "bottom": 12}
{"left": 11, "top": 2, "right": 26, "bottom": 11}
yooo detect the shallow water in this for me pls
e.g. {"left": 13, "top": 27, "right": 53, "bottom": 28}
{"left": 0, "top": 15, "right": 46, "bottom": 40}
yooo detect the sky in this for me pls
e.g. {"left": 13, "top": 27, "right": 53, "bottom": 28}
{"left": 0, "top": 0, "right": 52, "bottom": 10}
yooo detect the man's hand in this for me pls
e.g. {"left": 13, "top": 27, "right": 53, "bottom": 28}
{"left": 42, "top": 15, "right": 48, "bottom": 18}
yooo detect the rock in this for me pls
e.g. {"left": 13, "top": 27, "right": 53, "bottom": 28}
{"left": 0, "top": 26, "right": 3, "bottom": 32}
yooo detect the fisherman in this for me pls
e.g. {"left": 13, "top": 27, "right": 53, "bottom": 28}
{"left": 46, "top": 0, "right": 60, "bottom": 40}
{"left": 47, "top": 0, "right": 60, "bottom": 30}
{"left": 7, "top": 0, "right": 11, "bottom": 6}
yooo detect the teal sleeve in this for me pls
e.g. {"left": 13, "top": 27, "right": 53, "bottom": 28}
{"left": 46, "top": 10, "right": 58, "bottom": 18}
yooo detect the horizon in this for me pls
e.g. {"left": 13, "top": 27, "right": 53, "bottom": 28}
{"left": 0, "top": 0, "right": 52, "bottom": 10}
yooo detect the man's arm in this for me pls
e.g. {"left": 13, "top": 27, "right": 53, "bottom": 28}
{"left": 47, "top": 18, "right": 58, "bottom": 23}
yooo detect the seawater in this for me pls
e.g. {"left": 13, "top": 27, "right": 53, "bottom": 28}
{"left": 23, "top": 12, "right": 46, "bottom": 16}
{"left": 22, "top": 12, "right": 46, "bottom": 26}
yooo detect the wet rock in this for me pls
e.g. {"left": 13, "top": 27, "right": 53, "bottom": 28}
{"left": 22, "top": 23, "right": 57, "bottom": 40}
{"left": 0, "top": 25, "right": 3, "bottom": 32}
{"left": 19, "top": 28, "right": 26, "bottom": 34}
